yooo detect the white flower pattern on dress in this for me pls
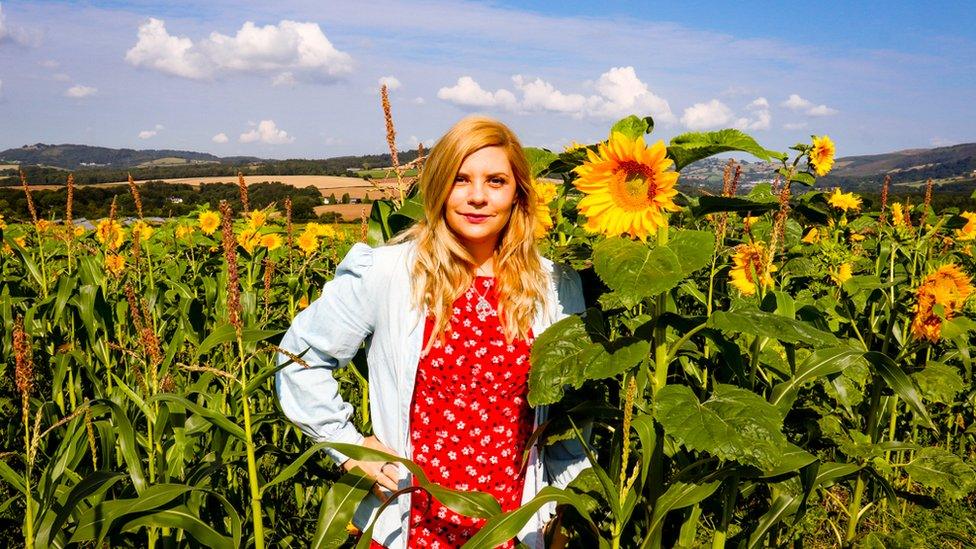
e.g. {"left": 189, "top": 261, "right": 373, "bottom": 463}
{"left": 404, "top": 277, "right": 534, "bottom": 549}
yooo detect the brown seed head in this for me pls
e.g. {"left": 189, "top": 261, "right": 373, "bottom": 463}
{"left": 20, "top": 170, "right": 39, "bottom": 226}
{"left": 13, "top": 316, "right": 34, "bottom": 399}
{"left": 237, "top": 172, "right": 250, "bottom": 212}
{"left": 285, "top": 196, "right": 293, "bottom": 251}
{"left": 66, "top": 173, "right": 75, "bottom": 231}
{"left": 381, "top": 84, "right": 400, "bottom": 173}
{"left": 109, "top": 195, "right": 118, "bottom": 222}
{"left": 880, "top": 175, "right": 891, "bottom": 225}
{"left": 263, "top": 257, "right": 275, "bottom": 319}
{"left": 360, "top": 208, "right": 369, "bottom": 243}
{"left": 127, "top": 173, "right": 144, "bottom": 219}
{"left": 220, "top": 200, "right": 243, "bottom": 334}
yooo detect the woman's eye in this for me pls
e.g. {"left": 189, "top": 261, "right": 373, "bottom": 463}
{"left": 490, "top": 177, "right": 506, "bottom": 186}
{"left": 454, "top": 175, "right": 467, "bottom": 183}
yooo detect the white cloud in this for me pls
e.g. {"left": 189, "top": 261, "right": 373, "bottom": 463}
{"left": 138, "top": 124, "right": 164, "bottom": 139}
{"left": 378, "top": 75, "right": 401, "bottom": 90}
{"left": 65, "top": 85, "right": 97, "bottom": 98}
{"left": 408, "top": 135, "right": 433, "bottom": 148}
{"left": 272, "top": 72, "right": 297, "bottom": 87}
{"left": 807, "top": 104, "right": 838, "bottom": 116}
{"left": 439, "top": 67, "right": 674, "bottom": 123}
{"left": 413, "top": 96, "right": 425, "bottom": 105}
{"left": 748, "top": 97, "right": 769, "bottom": 109}
{"left": 681, "top": 99, "right": 733, "bottom": 130}
{"left": 782, "top": 93, "right": 836, "bottom": 116}
{"left": 588, "top": 67, "right": 674, "bottom": 123}
{"left": 437, "top": 76, "right": 518, "bottom": 110}
{"left": 513, "top": 75, "right": 587, "bottom": 114}
{"left": 239, "top": 119, "right": 295, "bottom": 144}
{"left": 782, "top": 93, "right": 813, "bottom": 111}
{"left": 733, "top": 96, "right": 771, "bottom": 130}
{"left": 125, "top": 18, "right": 353, "bottom": 82}
{"left": 212, "top": 132, "right": 229, "bottom": 143}
{"left": 783, "top": 122, "right": 808, "bottom": 130}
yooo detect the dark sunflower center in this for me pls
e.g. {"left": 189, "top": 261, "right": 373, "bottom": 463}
{"left": 618, "top": 160, "right": 658, "bottom": 201}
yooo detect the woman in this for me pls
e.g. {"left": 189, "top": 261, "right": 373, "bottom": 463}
{"left": 276, "top": 116, "right": 586, "bottom": 548}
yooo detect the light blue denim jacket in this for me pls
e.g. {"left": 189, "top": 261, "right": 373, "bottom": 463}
{"left": 276, "top": 241, "right": 588, "bottom": 549}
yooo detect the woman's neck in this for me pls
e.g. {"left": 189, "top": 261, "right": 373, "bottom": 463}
{"left": 467, "top": 242, "right": 496, "bottom": 276}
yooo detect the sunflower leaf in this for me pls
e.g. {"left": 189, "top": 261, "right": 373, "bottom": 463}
{"left": 668, "top": 129, "right": 786, "bottom": 171}
{"left": 592, "top": 231, "right": 713, "bottom": 308}
{"left": 524, "top": 147, "right": 558, "bottom": 178}
{"left": 611, "top": 115, "right": 655, "bottom": 140}
{"left": 905, "top": 447, "right": 976, "bottom": 499}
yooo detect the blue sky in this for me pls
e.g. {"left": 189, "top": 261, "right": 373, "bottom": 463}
{"left": 0, "top": 0, "right": 973, "bottom": 160}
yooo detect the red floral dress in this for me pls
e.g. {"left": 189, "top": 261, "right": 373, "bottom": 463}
{"left": 373, "top": 276, "right": 535, "bottom": 548}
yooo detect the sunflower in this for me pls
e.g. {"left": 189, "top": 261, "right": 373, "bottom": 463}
{"left": 573, "top": 132, "right": 680, "bottom": 240}
{"left": 14, "top": 236, "right": 27, "bottom": 248}
{"left": 104, "top": 254, "right": 126, "bottom": 277}
{"left": 564, "top": 141, "right": 586, "bottom": 153}
{"left": 198, "top": 210, "right": 220, "bottom": 235}
{"left": 831, "top": 263, "right": 853, "bottom": 286}
{"left": 175, "top": 224, "right": 195, "bottom": 241}
{"left": 237, "top": 228, "right": 261, "bottom": 253}
{"left": 911, "top": 264, "right": 974, "bottom": 342}
{"left": 298, "top": 294, "right": 310, "bottom": 309}
{"left": 742, "top": 216, "right": 759, "bottom": 231}
{"left": 809, "top": 135, "right": 835, "bottom": 177}
{"left": 533, "top": 179, "right": 558, "bottom": 239}
{"left": 729, "top": 242, "right": 775, "bottom": 296}
{"left": 73, "top": 224, "right": 85, "bottom": 237}
{"left": 296, "top": 231, "right": 319, "bottom": 255}
{"left": 260, "top": 233, "right": 283, "bottom": 250}
{"left": 0, "top": 214, "right": 6, "bottom": 230}
{"left": 131, "top": 220, "right": 154, "bottom": 241}
{"left": 827, "top": 188, "right": 862, "bottom": 213}
{"left": 955, "top": 211, "right": 976, "bottom": 241}
{"left": 801, "top": 227, "right": 820, "bottom": 244}
{"left": 247, "top": 210, "right": 267, "bottom": 230}
{"left": 95, "top": 219, "right": 125, "bottom": 250}
{"left": 305, "top": 222, "right": 336, "bottom": 239}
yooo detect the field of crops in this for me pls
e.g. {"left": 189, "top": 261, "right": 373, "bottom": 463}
{"left": 2, "top": 116, "right": 976, "bottom": 548}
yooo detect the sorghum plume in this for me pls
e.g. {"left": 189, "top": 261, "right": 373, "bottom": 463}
{"left": 139, "top": 296, "right": 162, "bottom": 389}
{"left": 66, "top": 173, "right": 75, "bottom": 232}
{"left": 766, "top": 180, "right": 793, "bottom": 279}
{"left": 381, "top": 84, "right": 405, "bottom": 205}
{"left": 13, "top": 316, "right": 34, "bottom": 427}
{"left": 721, "top": 159, "right": 736, "bottom": 197}
{"left": 924, "top": 178, "right": 934, "bottom": 212}
{"left": 360, "top": 208, "right": 369, "bottom": 243}
{"left": 219, "top": 200, "right": 243, "bottom": 334}
{"left": 729, "top": 164, "right": 742, "bottom": 197}
{"left": 109, "top": 195, "right": 118, "bottom": 222}
{"left": 125, "top": 284, "right": 146, "bottom": 334}
{"left": 285, "top": 196, "right": 294, "bottom": 254}
{"left": 127, "top": 173, "right": 144, "bottom": 219}
{"left": 20, "top": 170, "right": 39, "bottom": 226}
{"left": 417, "top": 142, "right": 426, "bottom": 166}
{"left": 880, "top": 175, "right": 891, "bottom": 225}
{"left": 237, "top": 172, "right": 250, "bottom": 213}
{"left": 131, "top": 225, "right": 142, "bottom": 272}
{"left": 263, "top": 258, "right": 275, "bottom": 320}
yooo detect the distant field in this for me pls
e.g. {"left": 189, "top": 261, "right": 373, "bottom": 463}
{"left": 0, "top": 164, "right": 20, "bottom": 171}
{"left": 314, "top": 203, "right": 375, "bottom": 221}
{"left": 893, "top": 176, "right": 976, "bottom": 188}
{"left": 26, "top": 174, "right": 407, "bottom": 195}
{"left": 356, "top": 168, "right": 419, "bottom": 179}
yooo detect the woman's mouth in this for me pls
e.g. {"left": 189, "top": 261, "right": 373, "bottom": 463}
{"left": 461, "top": 213, "right": 491, "bottom": 224}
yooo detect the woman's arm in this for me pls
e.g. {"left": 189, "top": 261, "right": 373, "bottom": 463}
{"left": 275, "top": 243, "right": 377, "bottom": 465}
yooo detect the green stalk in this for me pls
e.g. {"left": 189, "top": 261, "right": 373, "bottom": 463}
{"left": 237, "top": 336, "right": 266, "bottom": 549}
{"left": 645, "top": 223, "right": 671, "bottom": 549}
{"left": 22, "top": 410, "right": 34, "bottom": 549}
{"left": 711, "top": 474, "right": 738, "bottom": 549}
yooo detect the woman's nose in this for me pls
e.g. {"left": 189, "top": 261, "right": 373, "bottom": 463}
{"left": 467, "top": 181, "right": 488, "bottom": 204}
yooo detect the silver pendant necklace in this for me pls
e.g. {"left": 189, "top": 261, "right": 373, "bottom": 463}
{"left": 471, "top": 278, "right": 496, "bottom": 322}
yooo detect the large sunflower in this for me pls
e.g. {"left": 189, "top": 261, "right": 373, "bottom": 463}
{"left": 533, "top": 179, "right": 558, "bottom": 239}
{"left": 911, "top": 264, "right": 974, "bottom": 342}
{"left": 955, "top": 211, "right": 976, "bottom": 241}
{"left": 809, "top": 135, "right": 835, "bottom": 177}
{"left": 729, "top": 242, "right": 775, "bottom": 296}
{"left": 827, "top": 188, "right": 862, "bottom": 213}
{"left": 573, "top": 132, "right": 680, "bottom": 240}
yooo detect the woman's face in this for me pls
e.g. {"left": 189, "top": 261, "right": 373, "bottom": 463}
{"left": 445, "top": 146, "right": 518, "bottom": 253}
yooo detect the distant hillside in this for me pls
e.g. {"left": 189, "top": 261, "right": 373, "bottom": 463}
{"left": 0, "top": 143, "right": 262, "bottom": 170}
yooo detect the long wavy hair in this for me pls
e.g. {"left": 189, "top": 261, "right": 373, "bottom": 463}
{"left": 395, "top": 116, "right": 547, "bottom": 349}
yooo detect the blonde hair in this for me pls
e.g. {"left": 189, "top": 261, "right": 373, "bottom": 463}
{"left": 395, "top": 116, "right": 547, "bottom": 348}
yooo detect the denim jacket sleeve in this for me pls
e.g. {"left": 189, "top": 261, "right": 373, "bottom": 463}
{"left": 545, "top": 263, "right": 591, "bottom": 489}
{"left": 275, "top": 243, "right": 376, "bottom": 465}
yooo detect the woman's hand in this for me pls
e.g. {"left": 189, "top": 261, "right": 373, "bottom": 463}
{"left": 340, "top": 435, "right": 401, "bottom": 502}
